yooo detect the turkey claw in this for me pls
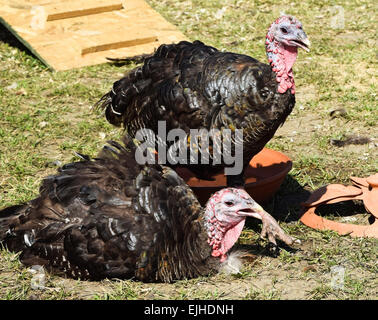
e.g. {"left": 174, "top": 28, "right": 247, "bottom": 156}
{"left": 260, "top": 214, "right": 296, "bottom": 246}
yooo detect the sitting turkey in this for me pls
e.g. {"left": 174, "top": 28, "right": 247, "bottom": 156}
{"left": 97, "top": 15, "right": 310, "bottom": 187}
{"left": 0, "top": 139, "right": 295, "bottom": 282}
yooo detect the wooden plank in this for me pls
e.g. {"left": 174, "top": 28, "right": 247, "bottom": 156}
{"left": 0, "top": 15, "right": 52, "bottom": 69}
{"left": 0, "top": 0, "right": 188, "bottom": 71}
{"left": 82, "top": 35, "right": 158, "bottom": 55}
{"left": 46, "top": 1, "right": 123, "bottom": 21}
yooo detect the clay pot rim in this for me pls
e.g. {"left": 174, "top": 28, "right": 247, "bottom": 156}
{"left": 245, "top": 159, "right": 292, "bottom": 188}
{"left": 183, "top": 148, "right": 293, "bottom": 189}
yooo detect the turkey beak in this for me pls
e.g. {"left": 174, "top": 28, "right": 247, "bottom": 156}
{"left": 300, "top": 37, "right": 311, "bottom": 52}
{"left": 294, "top": 31, "right": 310, "bottom": 52}
{"left": 237, "top": 201, "right": 268, "bottom": 221}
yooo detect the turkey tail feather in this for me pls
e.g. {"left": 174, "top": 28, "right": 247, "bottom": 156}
{"left": 106, "top": 53, "right": 153, "bottom": 65}
{"left": 95, "top": 40, "right": 217, "bottom": 129}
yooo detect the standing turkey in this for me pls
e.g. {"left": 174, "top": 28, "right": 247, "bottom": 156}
{"left": 97, "top": 15, "right": 310, "bottom": 187}
{"left": 0, "top": 139, "right": 295, "bottom": 282}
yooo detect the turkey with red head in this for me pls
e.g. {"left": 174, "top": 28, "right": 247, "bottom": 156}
{"left": 0, "top": 139, "right": 295, "bottom": 282}
{"left": 97, "top": 15, "right": 310, "bottom": 187}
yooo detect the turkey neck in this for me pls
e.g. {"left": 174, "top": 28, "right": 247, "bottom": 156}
{"left": 265, "top": 29, "right": 298, "bottom": 94}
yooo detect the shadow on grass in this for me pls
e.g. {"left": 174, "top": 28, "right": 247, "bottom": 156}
{"left": 258, "top": 173, "right": 313, "bottom": 222}
{"left": 0, "top": 23, "right": 35, "bottom": 58}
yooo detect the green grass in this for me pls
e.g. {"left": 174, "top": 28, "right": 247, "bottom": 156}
{"left": 0, "top": 0, "right": 377, "bottom": 300}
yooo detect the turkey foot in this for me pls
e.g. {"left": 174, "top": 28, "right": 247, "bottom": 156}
{"left": 260, "top": 212, "right": 296, "bottom": 246}
{"left": 239, "top": 202, "right": 298, "bottom": 247}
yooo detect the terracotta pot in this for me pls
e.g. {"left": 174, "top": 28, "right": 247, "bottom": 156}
{"left": 300, "top": 173, "right": 378, "bottom": 238}
{"left": 175, "top": 148, "right": 292, "bottom": 206}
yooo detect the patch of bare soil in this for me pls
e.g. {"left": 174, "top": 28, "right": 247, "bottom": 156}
{"left": 44, "top": 258, "right": 321, "bottom": 300}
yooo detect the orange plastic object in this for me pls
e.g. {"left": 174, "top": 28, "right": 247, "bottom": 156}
{"left": 175, "top": 148, "right": 292, "bottom": 206}
{"left": 300, "top": 173, "right": 378, "bottom": 238}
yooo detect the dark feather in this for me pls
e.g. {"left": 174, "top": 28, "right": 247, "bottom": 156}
{"left": 330, "top": 135, "right": 371, "bottom": 147}
{"left": 106, "top": 53, "right": 153, "bottom": 65}
{"left": 0, "top": 137, "right": 215, "bottom": 282}
{"left": 96, "top": 40, "right": 295, "bottom": 186}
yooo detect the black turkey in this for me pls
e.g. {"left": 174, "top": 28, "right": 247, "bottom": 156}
{"left": 96, "top": 15, "right": 310, "bottom": 187}
{"left": 0, "top": 139, "right": 295, "bottom": 282}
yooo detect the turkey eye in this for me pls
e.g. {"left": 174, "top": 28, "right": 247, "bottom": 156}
{"left": 225, "top": 201, "right": 234, "bottom": 207}
{"left": 280, "top": 27, "right": 288, "bottom": 34}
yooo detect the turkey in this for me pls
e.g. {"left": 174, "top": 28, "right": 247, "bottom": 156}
{"left": 96, "top": 15, "right": 310, "bottom": 187}
{"left": 0, "top": 139, "right": 295, "bottom": 282}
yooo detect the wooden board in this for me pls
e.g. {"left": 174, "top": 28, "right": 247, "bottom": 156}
{"left": 0, "top": 0, "right": 188, "bottom": 71}
{"left": 45, "top": 1, "right": 124, "bottom": 21}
